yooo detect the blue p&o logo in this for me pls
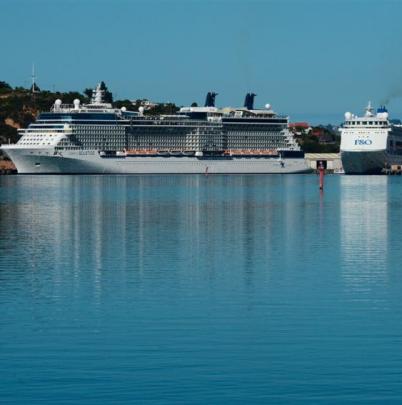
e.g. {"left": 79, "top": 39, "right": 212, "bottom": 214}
{"left": 354, "top": 139, "right": 372, "bottom": 146}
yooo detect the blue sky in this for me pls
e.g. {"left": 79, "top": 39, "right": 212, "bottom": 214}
{"left": 2, "top": 0, "right": 402, "bottom": 123}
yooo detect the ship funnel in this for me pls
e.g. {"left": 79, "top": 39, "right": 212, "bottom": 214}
{"left": 377, "top": 105, "right": 388, "bottom": 113}
{"left": 244, "top": 93, "right": 256, "bottom": 110}
{"left": 204, "top": 92, "right": 218, "bottom": 107}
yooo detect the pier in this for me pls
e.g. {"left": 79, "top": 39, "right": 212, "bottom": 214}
{"left": 304, "top": 153, "right": 343, "bottom": 173}
{"left": 383, "top": 165, "right": 402, "bottom": 175}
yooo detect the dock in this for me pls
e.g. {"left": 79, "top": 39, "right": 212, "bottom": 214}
{"left": 304, "top": 153, "right": 343, "bottom": 174}
{"left": 383, "top": 165, "right": 402, "bottom": 175}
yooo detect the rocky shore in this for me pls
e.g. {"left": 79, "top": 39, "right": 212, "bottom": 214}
{"left": 0, "top": 159, "right": 17, "bottom": 174}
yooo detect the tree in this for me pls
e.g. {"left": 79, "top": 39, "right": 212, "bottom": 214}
{"left": 0, "top": 81, "right": 12, "bottom": 95}
{"left": 0, "top": 81, "right": 12, "bottom": 90}
{"left": 62, "top": 91, "right": 87, "bottom": 104}
{"left": 99, "top": 81, "right": 113, "bottom": 103}
{"left": 191, "top": 102, "right": 198, "bottom": 107}
{"left": 83, "top": 88, "right": 93, "bottom": 100}
{"left": 114, "top": 99, "right": 135, "bottom": 110}
{"left": 30, "top": 83, "right": 41, "bottom": 93}
{"left": 145, "top": 103, "right": 179, "bottom": 116}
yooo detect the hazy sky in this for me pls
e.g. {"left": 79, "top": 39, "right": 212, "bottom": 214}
{"left": 2, "top": 0, "right": 402, "bottom": 123}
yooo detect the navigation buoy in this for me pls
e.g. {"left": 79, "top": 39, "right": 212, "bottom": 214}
{"left": 318, "top": 161, "right": 325, "bottom": 190}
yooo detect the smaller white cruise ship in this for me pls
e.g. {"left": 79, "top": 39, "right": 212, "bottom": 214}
{"left": 340, "top": 102, "right": 402, "bottom": 174}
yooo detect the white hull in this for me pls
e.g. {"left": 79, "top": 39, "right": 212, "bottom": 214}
{"left": 1, "top": 147, "right": 312, "bottom": 174}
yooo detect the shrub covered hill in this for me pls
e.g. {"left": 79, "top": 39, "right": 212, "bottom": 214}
{"left": 0, "top": 80, "right": 340, "bottom": 156}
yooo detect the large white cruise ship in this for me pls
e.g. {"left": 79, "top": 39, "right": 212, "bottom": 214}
{"left": 1, "top": 84, "right": 311, "bottom": 174}
{"left": 340, "top": 103, "right": 402, "bottom": 174}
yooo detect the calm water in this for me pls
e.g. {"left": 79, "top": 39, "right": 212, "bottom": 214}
{"left": 1, "top": 174, "right": 402, "bottom": 403}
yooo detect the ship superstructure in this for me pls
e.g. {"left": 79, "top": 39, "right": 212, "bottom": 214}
{"left": 1, "top": 84, "right": 310, "bottom": 174}
{"left": 179, "top": 92, "right": 301, "bottom": 154}
{"left": 340, "top": 102, "right": 402, "bottom": 174}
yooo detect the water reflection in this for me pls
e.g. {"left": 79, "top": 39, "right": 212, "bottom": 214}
{"left": 0, "top": 175, "right": 318, "bottom": 306}
{"left": 1, "top": 174, "right": 392, "bottom": 304}
{"left": 340, "top": 176, "right": 389, "bottom": 294}
{"left": 3, "top": 175, "right": 402, "bottom": 402}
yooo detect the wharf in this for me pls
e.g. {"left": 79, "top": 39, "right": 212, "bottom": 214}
{"left": 383, "top": 165, "right": 402, "bottom": 175}
{"left": 304, "top": 153, "right": 343, "bottom": 173}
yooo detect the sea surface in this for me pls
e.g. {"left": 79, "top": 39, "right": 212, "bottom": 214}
{"left": 1, "top": 174, "right": 402, "bottom": 403}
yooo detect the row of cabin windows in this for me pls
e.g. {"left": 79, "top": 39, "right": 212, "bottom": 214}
{"left": 75, "top": 130, "right": 125, "bottom": 135}
{"left": 71, "top": 124, "right": 286, "bottom": 132}
{"left": 225, "top": 127, "right": 286, "bottom": 132}
{"left": 346, "top": 131, "right": 384, "bottom": 135}
{"left": 19, "top": 142, "right": 52, "bottom": 145}
{"left": 73, "top": 129, "right": 284, "bottom": 138}
{"left": 67, "top": 135, "right": 287, "bottom": 147}
{"left": 127, "top": 134, "right": 283, "bottom": 140}
{"left": 347, "top": 121, "right": 387, "bottom": 126}
{"left": 74, "top": 125, "right": 122, "bottom": 128}
{"left": 72, "top": 125, "right": 121, "bottom": 129}
{"left": 228, "top": 141, "right": 285, "bottom": 145}
{"left": 73, "top": 141, "right": 287, "bottom": 147}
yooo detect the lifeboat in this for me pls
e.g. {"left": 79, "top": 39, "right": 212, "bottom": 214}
{"left": 125, "top": 149, "right": 158, "bottom": 156}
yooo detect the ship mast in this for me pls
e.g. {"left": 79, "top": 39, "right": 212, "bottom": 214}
{"left": 31, "top": 64, "right": 36, "bottom": 94}
{"left": 365, "top": 100, "right": 374, "bottom": 117}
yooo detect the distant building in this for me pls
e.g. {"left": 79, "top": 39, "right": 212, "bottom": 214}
{"left": 289, "top": 122, "right": 310, "bottom": 129}
{"left": 304, "top": 153, "right": 343, "bottom": 172}
{"left": 131, "top": 99, "right": 171, "bottom": 111}
{"left": 289, "top": 122, "right": 311, "bottom": 136}
{"left": 141, "top": 100, "right": 158, "bottom": 109}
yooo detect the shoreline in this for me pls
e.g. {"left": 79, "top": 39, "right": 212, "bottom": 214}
{"left": 0, "top": 159, "right": 17, "bottom": 174}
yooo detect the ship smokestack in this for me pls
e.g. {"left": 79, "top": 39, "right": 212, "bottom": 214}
{"left": 244, "top": 93, "right": 256, "bottom": 110}
{"left": 205, "top": 92, "right": 218, "bottom": 107}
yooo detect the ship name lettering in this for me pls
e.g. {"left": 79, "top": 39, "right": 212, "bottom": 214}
{"left": 354, "top": 139, "right": 372, "bottom": 146}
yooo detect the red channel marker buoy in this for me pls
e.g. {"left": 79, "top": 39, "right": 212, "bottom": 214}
{"left": 318, "top": 161, "right": 325, "bottom": 191}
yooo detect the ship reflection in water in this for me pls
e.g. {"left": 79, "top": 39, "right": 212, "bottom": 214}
{"left": 1, "top": 174, "right": 402, "bottom": 403}
{"left": 0, "top": 175, "right": 315, "bottom": 299}
{"left": 340, "top": 176, "right": 389, "bottom": 294}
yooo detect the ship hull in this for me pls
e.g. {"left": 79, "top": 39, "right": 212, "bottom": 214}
{"left": 1, "top": 148, "right": 312, "bottom": 174}
{"left": 340, "top": 150, "right": 387, "bottom": 174}
{"left": 341, "top": 149, "right": 402, "bottom": 174}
